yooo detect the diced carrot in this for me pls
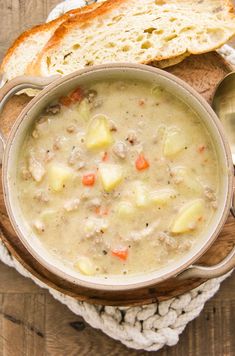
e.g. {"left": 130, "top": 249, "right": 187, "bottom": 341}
{"left": 111, "top": 248, "right": 128, "bottom": 261}
{"left": 82, "top": 173, "right": 96, "bottom": 186}
{"left": 59, "top": 88, "right": 84, "bottom": 106}
{"left": 102, "top": 152, "right": 109, "bottom": 162}
{"left": 198, "top": 145, "right": 206, "bottom": 153}
{"left": 59, "top": 96, "right": 73, "bottom": 107}
{"left": 135, "top": 154, "right": 150, "bottom": 171}
{"left": 94, "top": 207, "right": 101, "bottom": 215}
{"left": 95, "top": 206, "right": 109, "bottom": 216}
{"left": 70, "top": 87, "right": 84, "bottom": 102}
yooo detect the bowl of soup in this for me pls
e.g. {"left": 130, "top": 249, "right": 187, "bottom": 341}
{"left": 0, "top": 63, "right": 234, "bottom": 291}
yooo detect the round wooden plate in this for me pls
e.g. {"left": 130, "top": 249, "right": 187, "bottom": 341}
{"left": 0, "top": 52, "right": 234, "bottom": 306}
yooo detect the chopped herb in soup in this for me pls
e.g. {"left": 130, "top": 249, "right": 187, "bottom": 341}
{"left": 17, "top": 79, "right": 219, "bottom": 276}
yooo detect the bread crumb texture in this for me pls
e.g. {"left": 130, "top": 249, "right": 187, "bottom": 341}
{"left": 1, "top": 0, "right": 235, "bottom": 82}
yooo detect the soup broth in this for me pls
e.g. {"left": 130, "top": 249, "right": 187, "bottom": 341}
{"left": 17, "top": 79, "right": 219, "bottom": 276}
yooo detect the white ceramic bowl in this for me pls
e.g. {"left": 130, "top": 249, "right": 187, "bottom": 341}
{"left": 0, "top": 63, "right": 234, "bottom": 292}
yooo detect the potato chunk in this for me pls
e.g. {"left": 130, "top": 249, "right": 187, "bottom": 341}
{"left": 172, "top": 166, "right": 203, "bottom": 194}
{"left": 99, "top": 163, "right": 123, "bottom": 192}
{"left": 164, "top": 128, "right": 186, "bottom": 157}
{"left": 150, "top": 188, "right": 177, "bottom": 205}
{"left": 86, "top": 115, "right": 113, "bottom": 150}
{"left": 41, "top": 209, "right": 56, "bottom": 222}
{"left": 77, "top": 98, "right": 90, "bottom": 121}
{"left": 171, "top": 199, "right": 205, "bottom": 234}
{"left": 133, "top": 181, "right": 149, "bottom": 207}
{"left": 74, "top": 257, "right": 95, "bottom": 275}
{"left": 48, "top": 164, "right": 73, "bottom": 192}
{"left": 116, "top": 201, "right": 135, "bottom": 216}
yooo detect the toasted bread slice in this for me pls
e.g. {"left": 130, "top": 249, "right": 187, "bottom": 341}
{"left": 0, "top": 2, "right": 101, "bottom": 85}
{"left": 30, "top": 0, "right": 235, "bottom": 77}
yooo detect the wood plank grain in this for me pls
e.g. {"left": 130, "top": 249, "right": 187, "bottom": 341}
{"left": 0, "top": 260, "right": 235, "bottom": 356}
{"left": 41, "top": 287, "right": 235, "bottom": 356}
{"left": 0, "top": 262, "right": 43, "bottom": 294}
{"left": 0, "top": 0, "right": 234, "bottom": 355}
{"left": 44, "top": 293, "right": 148, "bottom": 356}
{"left": 0, "top": 0, "right": 22, "bottom": 63}
{"left": 0, "top": 295, "right": 3, "bottom": 356}
{"left": 0, "top": 0, "right": 59, "bottom": 63}
{"left": 0, "top": 293, "right": 45, "bottom": 356}
{"left": 171, "top": 300, "right": 235, "bottom": 356}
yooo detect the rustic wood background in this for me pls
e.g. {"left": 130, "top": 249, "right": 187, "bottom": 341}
{"left": 0, "top": 1, "right": 235, "bottom": 355}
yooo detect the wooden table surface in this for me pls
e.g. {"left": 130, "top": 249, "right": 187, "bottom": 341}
{"left": 0, "top": 1, "right": 235, "bottom": 355}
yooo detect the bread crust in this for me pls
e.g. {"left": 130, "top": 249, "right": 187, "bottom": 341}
{"left": 151, "top": 53, "right": 190, "bottom": 69}
{"left": 31, "top": 0, "right": 133, "bottom": 74}
{"left": 31, "top": 0, "right": 235, "bottom": 76}
{"left": 0, "top": 2, "right": 100, "bottom": 75}
{"left": 35, "top": 0, "right": 127, "bottom": 53}
{"left": 2, "top": 0, "right": 235, "bottom": 79}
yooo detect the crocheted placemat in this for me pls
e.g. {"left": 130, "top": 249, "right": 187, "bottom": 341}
{"left": 0, "top": 0, "right": 234, "bottom": 351}
{"left": 0, "top": 241, "right": 232, "bottom": 351}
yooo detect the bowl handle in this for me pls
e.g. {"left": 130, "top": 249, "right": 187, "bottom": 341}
{"left": 177, "top": 245, "right": 235, "bottom": 280}
{"left": 178, "top": 200, "right": 235, "bottom": 280}
{"left": 0, "top": 75, "right": 59, "bottom": 163}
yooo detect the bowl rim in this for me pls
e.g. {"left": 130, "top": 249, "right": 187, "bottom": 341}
{"left": 2, "top": 63, "right": 234, "bottom": 291}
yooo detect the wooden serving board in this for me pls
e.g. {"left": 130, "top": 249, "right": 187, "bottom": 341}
{"left": 0, "top": 52, "right": 234, "bottom": 307}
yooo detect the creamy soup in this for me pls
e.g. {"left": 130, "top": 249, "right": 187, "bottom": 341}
{"left": 17, "top": 79, "right": 219, "bottom": 276}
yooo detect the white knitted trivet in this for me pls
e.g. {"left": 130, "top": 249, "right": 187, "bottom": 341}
{"left": 0, "top": 1, "right": 234, "bottom": 351}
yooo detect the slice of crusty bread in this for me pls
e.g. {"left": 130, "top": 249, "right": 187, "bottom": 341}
{"left": 30, "top": 0, "right": 235, "bottom": 77}
{"left": 0, "top": 2, "right": 101, "bottom": 85}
